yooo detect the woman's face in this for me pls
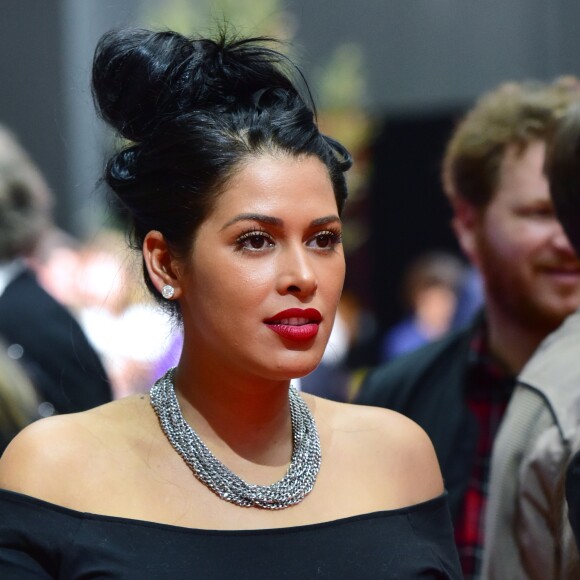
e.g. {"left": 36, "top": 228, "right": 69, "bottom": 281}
{"left": 176, "top": 154, "right": 345, "bottom": 381}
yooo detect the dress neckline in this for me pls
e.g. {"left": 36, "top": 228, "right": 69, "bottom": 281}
{"left": 0, "top": 487, "right": 447, "bottom": 536}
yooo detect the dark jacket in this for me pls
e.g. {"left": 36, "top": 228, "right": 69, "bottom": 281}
{"left": 567, "top": 450, "right": 580, "bottom": 557}
{"left": 0, "top": 269, "right": 112, "bottom": 416}
{"left": 355, "top": 322, "right": 479, "bottom": 520}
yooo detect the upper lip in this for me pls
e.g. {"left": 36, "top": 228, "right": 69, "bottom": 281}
{"left": 264, "top": 308, "right": 322, "bottom": 324}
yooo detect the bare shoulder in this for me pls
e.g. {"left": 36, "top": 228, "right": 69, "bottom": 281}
{"left": 310, "top": 396, "right": 444, "bottom": 507}
{"left": 0, "top": 395, "right": 153, "bottom": 504}
{"left": 328, "top": 400, "right": 441, "bottom": 471}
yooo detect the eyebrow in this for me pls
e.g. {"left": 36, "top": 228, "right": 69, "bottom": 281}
{"left": 221, "top": 213, "right": 341, "bottom": 230}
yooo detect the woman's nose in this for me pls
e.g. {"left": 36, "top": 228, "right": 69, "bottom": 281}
{"left": 276, "top": 244, "right": 318, "bottom": 297}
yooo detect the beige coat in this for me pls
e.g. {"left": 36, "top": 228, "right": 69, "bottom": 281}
{"left": 483, "top": 310, "right": 580, "bottom": 579}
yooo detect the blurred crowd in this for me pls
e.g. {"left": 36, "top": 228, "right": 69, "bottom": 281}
{"left": 32, "top": 228, "right": 179, "bottom": 398}
{"left": 0, "top": 124, "right": 180, "bottom": 455}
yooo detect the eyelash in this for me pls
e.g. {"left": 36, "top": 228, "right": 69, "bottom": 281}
{"left": 235, "top": 228, "right": 274, "bottom": 252}
{"left": 309, "top": 229, "right": 343, "bottom": 250}
{"left": 234, "top": 228, "right": 343, "bottom": 252}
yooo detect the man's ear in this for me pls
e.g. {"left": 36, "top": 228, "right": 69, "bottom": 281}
{"left": 143, "top": 230, "right": 183, "bottom": 299}
{"left": 451, "top": 197, "right": 482, "bottom": 268}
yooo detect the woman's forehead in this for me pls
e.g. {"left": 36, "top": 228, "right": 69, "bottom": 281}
{"left": 211, "top": 155, "right": 335, "bottom": 215}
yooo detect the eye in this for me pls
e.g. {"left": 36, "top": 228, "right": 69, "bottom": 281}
{"left": 235, "top": 230, "right": 275, "bottom": 252}
{"left": 517, "top": 205, "right": 554, "bottom": 219}
{"left": 307, "top": 230, "right": 343, "bottom": 250}
{"left": 533, "top": 208, "right": 554, "bottom": 218}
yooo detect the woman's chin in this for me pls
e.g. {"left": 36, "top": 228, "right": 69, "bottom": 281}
{"left": 258, "top": 349, "right": 325, "bottom": 382}
{"left": 275, "top": 362, "right": 321, "bottom": 382}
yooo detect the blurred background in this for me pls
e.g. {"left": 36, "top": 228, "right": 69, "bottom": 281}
{"left": 2, "top": 0, "right": 580, "bottom": 397}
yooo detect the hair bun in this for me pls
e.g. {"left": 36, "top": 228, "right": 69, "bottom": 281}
{"left": 92, "top": 28, "right": 300, "bottom": 143}
{"left": 92, "top": 28, "right": 196, "bottom": 141}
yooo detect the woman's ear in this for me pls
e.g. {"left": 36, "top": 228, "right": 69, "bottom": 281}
{"left": 143, "top": 230, "right": 183, "bottom": 300}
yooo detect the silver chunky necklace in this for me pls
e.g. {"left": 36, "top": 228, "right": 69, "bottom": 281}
{"left": 150, "top": 368, "right": 322, "bottom": 509}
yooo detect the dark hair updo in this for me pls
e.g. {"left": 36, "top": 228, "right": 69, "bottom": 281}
{"left": 91, "top": 27, "right": 352, "bottom": 312}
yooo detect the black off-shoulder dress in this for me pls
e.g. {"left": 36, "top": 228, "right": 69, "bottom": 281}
{"left": 0, "top": 489, "right": 461, "bottom": 579}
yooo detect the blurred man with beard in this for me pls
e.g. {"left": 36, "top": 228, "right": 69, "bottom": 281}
{"left": 483, "top": 98, "right": 580, "bottom": 580}
{"left": 356, "top": 79, "right": 580, "bottom": 579}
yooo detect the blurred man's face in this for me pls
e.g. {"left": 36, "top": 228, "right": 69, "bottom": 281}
{"left": 456, "top": 140, "right": 580, "bottom": 335}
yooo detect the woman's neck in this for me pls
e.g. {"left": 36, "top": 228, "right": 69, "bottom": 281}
{"left": 170, "top": 357, "right": 294, "bottom": 467}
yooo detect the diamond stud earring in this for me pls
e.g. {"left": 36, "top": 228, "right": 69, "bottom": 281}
{"left": 161, "top": 284, "right": 175, "bottom": 300}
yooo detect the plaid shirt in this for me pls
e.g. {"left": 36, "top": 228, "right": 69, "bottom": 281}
{"left": 454, "top": 323, "right": 515, "bottom": 579}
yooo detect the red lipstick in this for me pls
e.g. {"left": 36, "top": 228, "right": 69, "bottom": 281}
{"left": 264, "top": 308, "right": 322, "bottom": 341}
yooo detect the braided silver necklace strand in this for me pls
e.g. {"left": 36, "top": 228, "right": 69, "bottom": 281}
{"left": 149, "top": 368, "right": 322, "bottom": 509}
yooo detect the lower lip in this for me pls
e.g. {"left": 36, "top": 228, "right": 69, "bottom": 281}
{"left": 266, "top": 323, "right": 319, "bottom": 341}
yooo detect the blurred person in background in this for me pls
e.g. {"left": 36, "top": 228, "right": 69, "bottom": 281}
{"left": 356, "top": 78, "right": 580, "bottom": 579}
{"left": 0, "top": 339, "right": 39, "bottom": 455}
{"left": 26, "top": 224, "right": 81, "bottom": 309}
{"left": 0, "top": 123, "right": 112, "bottom": 416}
{"left": 74, "top": 230, "right": 177, "bottom": 397}
{"left": 300, "top": 293, "right": 357, "bottom": 401}
{"left": 483, "top": 98, "right": 580, "bottom": 579}
{"left": 557, "top": 104, "right": 580, "bottom": 569}
{"left": 30, "top": 226, "right": 179, "bottom": 397}
{"left": 379, "top": 250, "right": 467, "bottom": 362}
{"left": 450, "top": 265, "right": 484, "bottom": 329}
